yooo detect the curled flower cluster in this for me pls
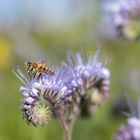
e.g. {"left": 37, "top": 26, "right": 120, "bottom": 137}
{"left": 104, "top": 0, "right": 140, "bottom": 39}
{"left": 13, "top": 49, "right": 110, "bottom": 126}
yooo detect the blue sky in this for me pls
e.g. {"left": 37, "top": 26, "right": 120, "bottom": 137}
{"left": 0, "top": 0, "right": 95, "bottom": 27}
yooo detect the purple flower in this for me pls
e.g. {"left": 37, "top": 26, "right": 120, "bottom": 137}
{"left": 115, "top": 97, "right": 140, "bottom": 140}
{"left": 13, "top": 49, "right": 110, "bottom": 126}
{"left": 104, "top": 0, "right": 140, "bottom": 39}
{"left": 115, "top": 117, "right": 140, "bottom": 140}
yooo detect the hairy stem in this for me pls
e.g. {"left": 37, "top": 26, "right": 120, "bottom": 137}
{"left": 56, "top": 113, "right": 72, "bottom": 140}
{"left": 56, "top": 107, "right": 80, "bottom": 140}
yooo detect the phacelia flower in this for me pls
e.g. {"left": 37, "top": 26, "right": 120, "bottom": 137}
{"left": 115, "top": 97, "right": 140, "bottom": 140}
{"left": 104, "top": 0, "right": 140, "bottom": 39}
{"left": 115, "top": 117, "right": 140, "bottom": 140}
{"left": 13, "top": 49, "right": 110, "bottom": 126}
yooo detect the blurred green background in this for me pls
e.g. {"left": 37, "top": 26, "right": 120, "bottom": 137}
{"left": 0, "top": 1, "right": 140, "bottom": 140}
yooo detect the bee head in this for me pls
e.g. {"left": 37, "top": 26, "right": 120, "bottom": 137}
{"left": 25, "top": 61, "right": 32, "bottom": 68}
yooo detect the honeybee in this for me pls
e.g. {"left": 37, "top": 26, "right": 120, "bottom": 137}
{"left": 25, "top": 61, "right": 55, "bottom": 78}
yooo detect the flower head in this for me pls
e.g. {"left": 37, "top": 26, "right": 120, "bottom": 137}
{"left": 13, "top": 49, "right": 110, "bottom": 126}
{"left": 115, "top": 97, "right": 140, "bottom": 140}
{"left": 104, "top": 0, "right": 140, "bottom": 39}
{"left": 115, "top": 117, "right": 140, "bottom": 140}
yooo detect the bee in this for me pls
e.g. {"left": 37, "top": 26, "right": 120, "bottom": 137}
{"left": 25, "top": 61, "right": 55, "bottom": 78}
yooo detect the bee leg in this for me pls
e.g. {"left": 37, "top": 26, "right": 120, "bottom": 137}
{"left": 27, "top": 71, "right": 32, "bottom": 79}
{"left": 33, "top": 72, "right": 37, "bottom": 78}
{"left": 37, "top": 73, "right": 42, "bottom": 81}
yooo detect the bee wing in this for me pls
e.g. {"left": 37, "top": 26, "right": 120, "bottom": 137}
{"left": 40, "top": 60, "right": 54, "bottom": 68}
{"left": 36, "top": 60, "right": 48, "bottom": 66}
{"left": 38, "top": 60, "right": 45, "bottom": 63}
{"left": 37, "top": 60, "right": 55, "bottom": 73}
